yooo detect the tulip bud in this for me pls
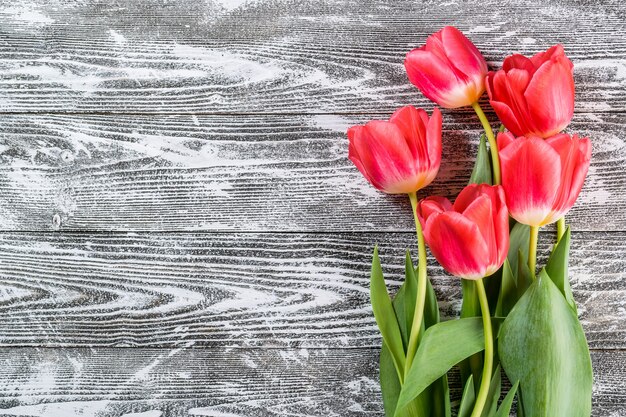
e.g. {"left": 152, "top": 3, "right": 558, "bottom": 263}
{"left": 347, "top": 106, "right": 442, "bottom": 194}
{"left": 486, "top": 45, "right": 575, "bottom": 138}
{"left": 418, "top": 184, "right": 509, "bottom": 280}
{"left": 404, "top": 26, "right": 488, "bottom": 108}
{"left": 498, "top": 132, "right": 591, "bottom": 226}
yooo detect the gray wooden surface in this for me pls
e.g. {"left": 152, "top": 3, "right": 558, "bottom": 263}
{"left": 0, "top": 0, "right": 624, "bottom": 416}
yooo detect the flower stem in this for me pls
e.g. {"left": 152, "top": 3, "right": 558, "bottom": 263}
{"left": 471, "top": 102, "right": 501, "bottom": 185}
{"left": 529, "top": 225, "right": 539, "bottom": 280}
{"left": 469, "top": 278, "right": 493, "bottom": 417}
{"left": 557, "top": 217, "right": 566, "bottom": 242}
{"left": 405, "top": 191, "right": 428, "bottom": 379}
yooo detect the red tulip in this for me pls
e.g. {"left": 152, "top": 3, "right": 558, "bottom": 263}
{"left": 486, "top": 45, "right": 575, "bottom": 138}
{"left": 347, "top": 106, "right": 442, "bottom": 194}
{"left": 404, "top": 26, "right": 488, "bottom": 109}
{"left": 498, "top": 132, "right": 591, "bottom": 226}
{"left": 417, "top": 184, "right": 509, "bottom": 280}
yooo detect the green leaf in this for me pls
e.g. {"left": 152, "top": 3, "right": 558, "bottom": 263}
{"left": 459, "top": 280, "right": 481, "bottom": 389}
{"left": 469, "top": 133, "right": 493, "bottom": 185}
{"left": 431, "top": 374, "right": 451, "bottom": 417}
{"left": 494, "top": 381, "right": 519, "bottom": 417}
{"left": 495, "top": 260, "right": 515, "bottom": 317}
{"left": 498, "top": 270, "right": 593, "bottom": 417}
{"left": 371, "top": 247, "right": 405, "bottom": 378}
{"left": 482, "top": 365, "right": 501, "bottom": 417}
{"left": 424, "top": 276, "right": 440, "bottom": 328}
{"left": 508, "top": 222, "right": 530, "bottom": 272}
{"left": 381, "top": 342, "right": 428, "bottom": 417}
{"left": 404, "top": 252, "right": 418, "bottom": 344}
{"left": 545, "top": 227, "right": 577, "bottom": 311}
{"left": 457, "top": 375, "right": 475, "bottom": 417}
{"left": 395, "top": 318, "right": 487, "bottom": 414}
{"left": 516, "top": 249, "right": 532, "bottom": 295}
{"left": 380, "top": 343, "right": 402, "bottom": 417}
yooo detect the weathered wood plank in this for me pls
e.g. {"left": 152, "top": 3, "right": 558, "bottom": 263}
{"left": 0, "top": 231, "right": 623, "bottom": 348}
{"left": 0, "top": 113, "right": 622, "bottom": 232}
{"left": 0, "top": 347, "right": 622, "bottom": 417}
{"left": 0, "top": 0, "right": 624, "bottom": 113}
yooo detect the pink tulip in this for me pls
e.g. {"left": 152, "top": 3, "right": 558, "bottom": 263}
{"left": 486, "top": 45, "right": 575, "bottom": 138}
{"left": 498, "top": 132, "right": 591, "bottom": 226}
{"left": 417, "top": 184, "right": 509, "bottom": 280}
{"left": 347, "top": 106, "right": 442, "bottom": 194}
{"left": 404, "top": 26, "right": 488, "bottom": 109}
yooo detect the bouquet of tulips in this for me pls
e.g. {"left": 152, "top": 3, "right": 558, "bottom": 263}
{"left": 347, "top": 27, "right": 592, "bottom": 417}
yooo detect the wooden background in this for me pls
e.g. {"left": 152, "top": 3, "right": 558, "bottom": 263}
{"left": 0, "top": 0, "right": 624, "bottom": 415}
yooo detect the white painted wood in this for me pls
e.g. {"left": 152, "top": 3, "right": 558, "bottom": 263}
{"left": 0, "top": 231, "right": 622, "bottom": 348}
{"left": 0, "top": 0, "right": 623, "bottom": 113}
{"left": 0, "top": 113, "right": 622, "bottom": 231}
{"left": 0, "top": 348, "right": 622, "bottom": 417}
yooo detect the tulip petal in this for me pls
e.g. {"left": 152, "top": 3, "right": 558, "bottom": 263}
{"left": 460, "top": 194, "right": 497, "bottom": 268}
{"left": 493, "top": 186, "right": 511, "bottom": 271}
{"left": 524, "top": 57, "right": 575, "bottom": 137}
{"left": 499, "top": 136, "right": 562, "bottom": 226}
{"left": 440, "top": 26, "right": 487, "bottom": 80}
{"left": 347, "top": 126, "right": 375, "bottom": 185}
{"left": 426, "top": 107, "right": 443, "bottom": 172}
{"left": 490, "top": 100, "right": 525, "bottom": 137}
{"left": 417, "top": 196, "right": 453, "bottom": 225}
{"left": 405, "top": 50, "right": 470, "bottom": 108}
{"left": 496, "top": 131, "right": 516, "bottom": 152}
{"left": 546, "top": 134, "right": 591, "bottom": 218}
{"left": 503, "top": 54, "right": 536, "bottom": 74}
{"left": 530, "top": 44, "right": 568, "bottom": 68}
{"left": 423, "top": 212, "right": 489, "bottom": 280}
{"left": 390, "top": 105, "right": 428, "bottom": 164}
{"left": 350, "top": 121, "right": 414, "bottom": 192}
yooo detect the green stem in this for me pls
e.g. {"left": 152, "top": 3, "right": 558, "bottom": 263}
{"left": 471, "top": 102, "right": 501, "bottom": 185}
{"left": 529, "top": 225, "right": 539, "bottom": 280}
{"left": 469, "top": 278, "right": 493, "bottom": 417}
{"left": 557, "top": 217, "right": 566, "bottom": 242}
{"left": 405, "top": 191, "right": 428, "bottom": 379}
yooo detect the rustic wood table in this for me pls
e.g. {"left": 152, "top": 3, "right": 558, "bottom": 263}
{"left": 0, "top": 0, "right": 624, "bottom": 416}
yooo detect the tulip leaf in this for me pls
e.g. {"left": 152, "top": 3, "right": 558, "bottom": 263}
{"left": 381, "top": 252, "right": 438, "bottom": 417}
{"left": 371, "top": 247, "right": 405, "bottom": 379}
{"left": 431, "top": 374, "right": 451, "bottom": 417}
{"left": 381, "top": 342, "right": 429, "bottom": 417}
{"left": 482, "top": 365, "right": 501, "bottom": 417}
{"left": 403, "top": 252, "right": 418, "bottom": 344}
{"left": 459, "top": 280, "right": 481, "bottom": 389}
{"left": 469, "top": 133, "right": 493, "bottom": 185}
{"left": 395, "top": 317, "right": 489, "bottom": 415}
{"left": 516, "top": 249, "right": 533, "bottom": 295}
{"left": 380, "top": 343, "right": 402, "bottom": 417}
{"left": 545, "top": 227, "right": 577, "bottom": 311}
{"left": 498, "top": 270, "right": 593, "bottom": 417}
{"left": 495, "top": 260, "right": 515, "bottom": 317}
{"left": 457, "top": 375, "right": 475, "bottom": 417}
{"left": 424, "top": 272, "right": 440, "bottom": 328}
{"left": 508, "top": 222, "right": 530, "bottom": 273}
{"left": 494, "top": 381, "right": 519, "bottom": 417}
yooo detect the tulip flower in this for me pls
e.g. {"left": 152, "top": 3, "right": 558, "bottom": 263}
{"left": 404, "top": 26, "right": 488, "bottom": 109}
{"left": 404, "top": 26, "right": 501, "bottom": 184}
{"left": 486, "top": 45, "right": 575, "bottom": 138}
{"left": 418, "top": 183, "right": 508, "bottom": 417}
{"left": 497, "top": 132, "right": 591, "bottom": 227}
{"left": 417, "top": 184, "right": 509, "bottom": 280}
{"left": 347, "top": 106, "right": 442, "bottom": 194}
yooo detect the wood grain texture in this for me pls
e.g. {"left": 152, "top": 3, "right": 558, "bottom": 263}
{"left": 0, "top": 112, "right": 623, "bottom": 232}
{"left": 0, "top": 231, "right": 623, "bottom": 348}
{"left": 0, "top": 347, "right": 622, "bottom": 417}
{"left": 0, "top": 0, "right": 624, "bottom": 113}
